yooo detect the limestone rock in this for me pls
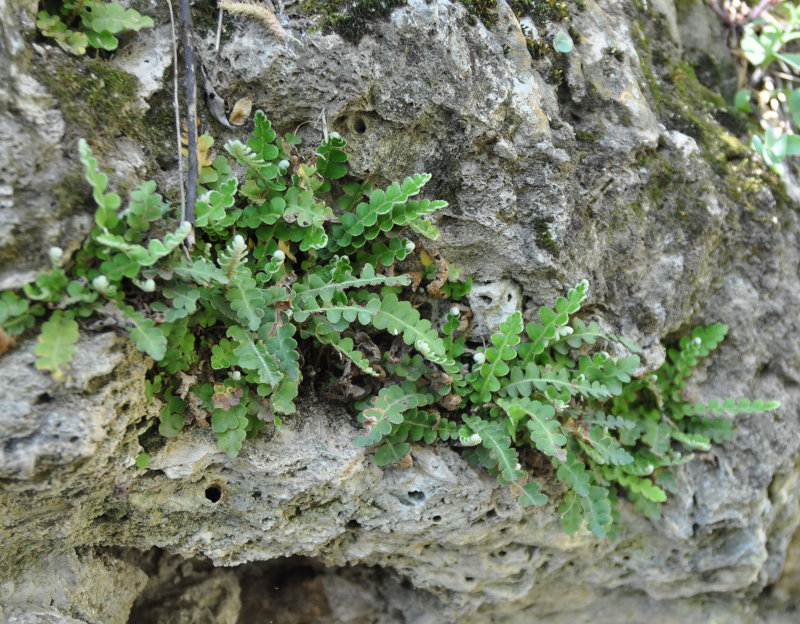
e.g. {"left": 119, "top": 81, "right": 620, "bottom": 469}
{"left": 2, "top": 0, "right": 800, "bottom": 622}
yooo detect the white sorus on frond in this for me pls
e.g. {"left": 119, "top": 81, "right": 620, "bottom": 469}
{"left": 49, "top": 247, "right": 64, "bottom": 264}
{"left": 459, "top": 433, "right": 482, "bottom": 447}
{"left": 92, "top": 275, "right": 109, "bottom": 292}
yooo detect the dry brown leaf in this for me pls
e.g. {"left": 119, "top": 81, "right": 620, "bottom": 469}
{"left": 0, "top": 328, "right": 14, "bottom": 358}
{"left": 277, "top": 239, "right": 296, "bottom": 261}
{"left": 176, "top": 371, "right": 198, "bottom": 399}
{"left": 229, "top": 96, "right": 254, "bottom": 126}
{"left": 426, "top": 251, "right": 449, "bottom": 298}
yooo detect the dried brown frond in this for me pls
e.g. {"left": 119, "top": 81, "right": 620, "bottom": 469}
{"left": 219, "top": 0, "right": 289, "bottom": 40}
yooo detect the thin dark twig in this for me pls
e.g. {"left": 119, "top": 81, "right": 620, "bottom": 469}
{"left": 179, "top": 0, "right": 198, "bottom": 242}
{"left": 165, "top": 0, "right": 186, "bottom": 226}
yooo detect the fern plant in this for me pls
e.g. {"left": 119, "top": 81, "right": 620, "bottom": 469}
{"left": 0, "top": 111, "right": 455, "bottom": 458}
{"left": 0, "top": 111, "right": 778, "bottom": 539}
{"left": 37, "top": 0, "right": 154, "bottom": 55}
{"left": 356, "top": 282, "right": 779, "bottom": 538}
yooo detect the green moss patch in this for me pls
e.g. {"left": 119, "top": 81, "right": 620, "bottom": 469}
{"left": 301, "top": 0, "right": 407, "bottom": 41}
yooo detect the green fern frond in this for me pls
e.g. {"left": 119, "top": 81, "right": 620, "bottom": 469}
{"left": 34, "top": 311, "right": 79, "bottom": 380}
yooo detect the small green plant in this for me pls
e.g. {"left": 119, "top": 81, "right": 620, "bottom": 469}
{"left": 740, "top": 2, "right": 800, "bottom": 71}
{"left": 734, "top": 1, "right": 800, "bottom": 174}
{"left": 750, "top": 126, "right": 800, "bottom": 174}
{"left": 358, "top": 281, "right": 778, "bottom": 537}
{"left": 36, "top": 0, "right": 154, "bottom": 55}
{"left": 0, "top": 112, "right": 453, "bottom": 458}
{"left": 0, "top": 113, "right": 777, "bottom": 538}
{"left": 552, "top": 29, "right": 573, "bottom": 53}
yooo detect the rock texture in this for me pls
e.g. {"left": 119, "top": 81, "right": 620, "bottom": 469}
{"left": 2, "top": 0, "right": 800, "bottom": 621}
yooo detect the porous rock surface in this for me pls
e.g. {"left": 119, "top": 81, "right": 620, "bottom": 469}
{"left": 2, "top": 0, "right": 800, "bottom": 621}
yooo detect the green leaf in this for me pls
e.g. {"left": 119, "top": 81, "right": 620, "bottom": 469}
{"left": 371, "top": 291, "right": 457, "bottom": 372}
{"left": 37, "top": 12, "right": 90, "bottom": 54}
{"left": 553, "top": 30, "right": 573, "bottom": 53}
{"left": 471, "top": 312, "right": 523, "bottom": 403}
{"left": 86, "top": 29, "right": 118, "bottom": 51}
{"left": 498, "top": 398, "right": 567, "bottom": 461}
{"left": 559, "top": 490, "right": 584, "bottom": 534}
{"left": 135, "top": 452, "right": 151, "bottom": 468}
{"left": 158, "top": 390, "right": 186, "bottom": 437}
{"left": 0, "top": 291, "right": 34, "bottom": 335}
{"left": 228, "top": 326, "right": 283, "bottom": 388}
{"left": 283, "top": 187, "right": 334, "bottom": 250}
{"left": 556, "top": 453, "right": 591, "bottom": 497}
{"left": 336, "top": 174, "right": 433, "bottom": 246}
{"left": 580, "top": 486, "right": 613, "bottom": 538}
{"left": 316, "top": 133, "right": 349, "bottom": 180}
{"left": 312, "top": 322, "right": 378, "bottom": 376}
{"left": 225, "top": 140, "right": 270, "bottom": 169}
{"left": 84, "top": 2, "right": 154, "bottom": 34}
{"left": 95, "top": 222, "right": 191, "bottom": 266}
{"left": 524, "top": 281, "right": 588, "bottom": 356}
{"left": 34, "top": 311, "right": 79, "bottom": 380}
{"left": 101, "top": 253, "right": 141, "bottom": 281}
{"left": 670, "top": 429, "right": 711, "bottom": 451}
{"left": 78, "top": 139, "right": 120, "bottom": 228}
{"left": 519, "top": 481, "right": 548, "bottom": 506}
{"left": 216, "top": 427, "right": 247, "bottom": 458}
{"left": 211, "top": 338, "right": 236, "bottom": 369}
{"left": 582, "top": 426, "right": 634, "bottom": 465}
{"left": 462, "top": 415, "right": 524, "bottom": 484}
{"left": 374, "top": 441, "right": 412, "bottom": 466}
{"left": 685, "top": 397, "right": 780, "bottom": 416}
{"left": 355, "top": 382, "right": 434, "bottom": 447}
{"left": 734, "top": 88, "right": 752, "bottom": 113}
{"left": 226, "top": 276, "right": 266, "bottom": 331}
{"left": 120, "top": 305, "right": 167, "bottom": 360}
{"left": 173, "top": 257, "right": 230, "bottom": 286}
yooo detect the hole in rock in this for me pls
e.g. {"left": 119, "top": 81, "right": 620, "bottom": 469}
{"left": 408, "top": 490, "right": 425, "bottom": 502}
{"left": 432, "top": 515, "right": 442, "bottom": 522}
{"left": 351, "top": 115, "right": 367, "bottom": 134}
{"left": 252, "top": 491, "right": 261, "bottom": 500}
{"left": 34, "top": 392, "right": 52, "bottom": 405}
{"left": 204, "top": 485, "right": 222, "bottom": 503}
{"left": 113, "top": 547, "right": 444, "bottom": 623}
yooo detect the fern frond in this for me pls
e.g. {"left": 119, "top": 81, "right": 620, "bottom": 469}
{"left": 462, "top": 415, "right": 524, "bottom": 484}
{"left": 78, "top": 139, "right": 120, "bottom": 229}
{"left": 469, "top": 312, "right": 523, "bottom": 403}
{"left": 312, "top": 320, "right": 379, "bottom": 376}
{"left": 521, "top": 280, "right": 588, "bottom": 358}
{"left": 498, "top": 398, "right": 567, "bottom": 461}
{"left": 95, "top": 222, "right": 191, "bottom": 267}
{"left": 354, "top": 382, "right": 434, "bottom": 447}
{"left": 219, "top": 0, "right": 289, "bottom": 40}
{"left": 370, "top": 291, "right": 458, "bottom": 373}
{"left": 119, "top": 305, "right": 167, "bottom": 361}
{"left": 34, "top": 311, "right": 79, "bottom": 380}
